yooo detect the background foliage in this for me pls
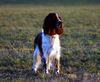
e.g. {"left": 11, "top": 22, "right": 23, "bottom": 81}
{"left": 0, "top": 0, "right": 100, "bottom": 5}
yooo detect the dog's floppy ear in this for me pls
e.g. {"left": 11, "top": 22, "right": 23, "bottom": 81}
{"left": 43, "top": 14, "right": 51, "bottom": 34}
{"left": 43, "top": 15, "right": 50, "bottom": 35}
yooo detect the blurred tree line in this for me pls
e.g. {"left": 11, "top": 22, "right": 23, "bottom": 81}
{"left": 0, "top": 0, "right": 100, "bottom": 5}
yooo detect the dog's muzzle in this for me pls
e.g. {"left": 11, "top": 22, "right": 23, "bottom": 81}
{"left": 53, "top": 21, "right": 62, "bottom": 28}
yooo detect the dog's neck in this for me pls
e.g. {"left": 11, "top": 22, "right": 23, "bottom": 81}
{"left": 42, "top": 29, "right": 59, "bottom": 38}
{"left": 42, "top": 31, "right": 60, "bottom": 49}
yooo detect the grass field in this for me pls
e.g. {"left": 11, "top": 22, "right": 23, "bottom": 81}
{"left": 0, "top": 5, "right": 100, "bottom": 81}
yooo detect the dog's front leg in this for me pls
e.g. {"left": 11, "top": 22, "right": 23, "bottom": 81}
{"left": 46, "top": 56, "right": 50, "bottom": 74}
{"left": 56, "top": 54, "right": 60, "bottom": 74}
{"left": 57, "top": 58, "right": 60, "bottom": 74}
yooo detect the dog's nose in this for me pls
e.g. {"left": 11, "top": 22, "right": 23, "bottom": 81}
{"left": 56, "top": 21, "right": 62, "bottom": 27}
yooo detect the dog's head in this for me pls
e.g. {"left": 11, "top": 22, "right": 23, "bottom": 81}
{"left": 43, "top": 13, "right": 63, "bottom": 36}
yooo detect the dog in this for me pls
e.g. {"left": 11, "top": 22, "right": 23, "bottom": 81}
{"left": 32, "top": 13, "right": 63, "bottom": 74}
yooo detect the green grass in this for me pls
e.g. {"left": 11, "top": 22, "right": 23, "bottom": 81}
{"left": 0, "top": 5, "right": 100, "bottom": 76}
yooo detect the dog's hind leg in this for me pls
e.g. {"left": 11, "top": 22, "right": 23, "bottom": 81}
{"left": 32, "top": 46, "right": 40, "bottom": 72}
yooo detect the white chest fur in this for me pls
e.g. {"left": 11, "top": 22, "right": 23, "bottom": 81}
{"left": 42, "top": 32, "right": 60, "bottom": 58}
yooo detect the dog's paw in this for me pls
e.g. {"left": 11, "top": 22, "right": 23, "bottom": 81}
{"left": 55, "top": 70, "right": 60, "bottom": 75}
{"left": 46, "top": 70, "right": 50, "bottom": 74}
{"left": 32, "top": 68, "right": 37, "bottom": 73}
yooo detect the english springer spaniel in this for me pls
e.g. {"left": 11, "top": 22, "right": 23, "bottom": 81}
{"left": 32, "top": 13, "right": 63, "bottom": 74}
